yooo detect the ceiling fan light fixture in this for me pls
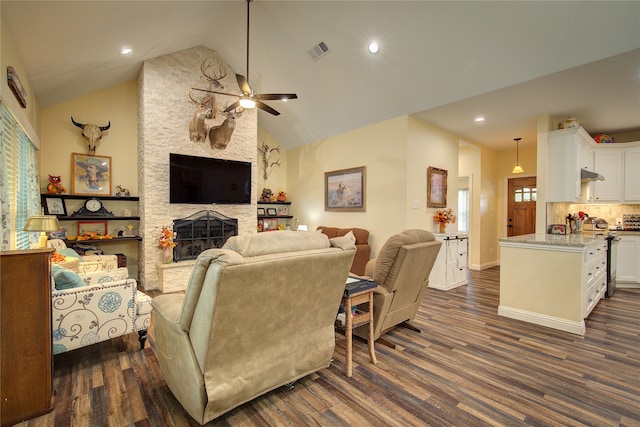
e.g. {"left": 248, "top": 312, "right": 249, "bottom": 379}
{"left": 239, "top": 97, "right": 256, "bottom": 109}
{"left": 512, "top": 137, "right": 524, "bottom": 174}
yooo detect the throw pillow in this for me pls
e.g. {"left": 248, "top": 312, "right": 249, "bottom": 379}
{"left": 58, "top": 248, "right": 82, "bottom": 260}
{"left": 344, "top": 230, "right": 356, "bottom": 243}
{"left": 52, "top": 264, "right": 85, "bottom": 290}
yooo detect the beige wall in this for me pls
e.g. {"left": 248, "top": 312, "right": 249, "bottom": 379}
{"left": 1, "top": 18, "right": 39, "bottom": 144}
{"left": 406, "top": 116, "right": 460, "bottom": 234}
{"left": 257, "top": 127, "right": 287, "bottom": 197}
{"left": 459, "top": 145, "right": 482, "bottom": 268}
{"left": 496, "top": 143, "right": 537, "bottom": 238}
{"left": 39, "top": 81, "right": 139, "bottom": 195}
{"left": 287, "top": 116, "right": 408, "bottom": 254}
{"left": 287, "top": 115, "right": 465, "bottom": 258}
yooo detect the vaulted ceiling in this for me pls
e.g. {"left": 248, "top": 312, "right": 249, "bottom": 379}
{"left": 2, "top": 1, "right": 639, "bottom": 151}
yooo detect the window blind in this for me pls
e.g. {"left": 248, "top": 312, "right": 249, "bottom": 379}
{"left": 1, "top": 101, "right": 40, "bottom": 250}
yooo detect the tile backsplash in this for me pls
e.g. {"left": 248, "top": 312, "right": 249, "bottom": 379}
{"left": 547, "top": 203, "right": 640, "bottom": 228}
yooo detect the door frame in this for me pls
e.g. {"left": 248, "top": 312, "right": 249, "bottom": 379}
{"left": 503, "top": 173, "right": 537, "bottom": 237}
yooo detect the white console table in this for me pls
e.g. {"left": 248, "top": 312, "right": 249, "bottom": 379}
{"left": 428, "top": 233, "right": 468, "bottom": 290}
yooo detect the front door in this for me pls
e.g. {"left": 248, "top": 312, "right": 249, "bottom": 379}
{"left": 507, "top": 177, "right": 536, "bottom": 236}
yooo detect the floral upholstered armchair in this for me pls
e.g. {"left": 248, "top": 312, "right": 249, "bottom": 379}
{"left": 47, "top": 240, "right": 152, "bottom": 355}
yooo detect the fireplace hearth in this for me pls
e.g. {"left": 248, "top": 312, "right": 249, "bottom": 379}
{"left": 173, "top": 210, "right": 238, "bottom": 261}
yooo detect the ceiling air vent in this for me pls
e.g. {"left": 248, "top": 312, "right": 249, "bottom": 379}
{"left": 308, "top": 41, "right": 330, "bottom": 61}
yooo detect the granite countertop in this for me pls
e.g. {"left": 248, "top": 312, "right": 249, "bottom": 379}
{"left": 499, "top": 233, "right": 605, "bottom": 248}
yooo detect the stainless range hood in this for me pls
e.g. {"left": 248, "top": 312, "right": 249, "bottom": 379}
{"left": 581, "top": 168, "right": 605, "bottom": 182}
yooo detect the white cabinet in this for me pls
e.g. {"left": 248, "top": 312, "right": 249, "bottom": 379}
{"left": 583, "top": 240, "right": 607, "bottom": 317}
{"left": 499, "top": 236, "right": 607, "bottom": 335}
{"left": 592, "top": 149, "right": 623, "bottom": 202}
{"left": 428, "top": 234, "right": 468, "bottom": 290}
{"left": 624, "top": 146, "right": 640, "bottom": 202}
{"left": 617, "top": 234, "right": 640, "bottom": 284}
{"left": 548, "top": 127, "right": 595, "bottom": 202}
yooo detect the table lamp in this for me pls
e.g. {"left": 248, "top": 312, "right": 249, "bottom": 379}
{"left": 23, "top": 215, "right": 60, "bottom": 248}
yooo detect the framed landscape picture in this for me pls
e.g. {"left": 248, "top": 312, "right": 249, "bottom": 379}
{"left": 71, "top": 153, "right": 112, "bottom": 196}
{"left": 427, "top": 167, "right": 447, "bottom": 208}
{"left": 325, "top": 166, "right": 366, "bottom": 212}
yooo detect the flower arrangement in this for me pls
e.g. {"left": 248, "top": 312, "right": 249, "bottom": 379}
{"left": 157, "top": 226, "right": 177, "bottom": 249}
{"left": 434, "top": 208, "right": 457, "bottom": 224}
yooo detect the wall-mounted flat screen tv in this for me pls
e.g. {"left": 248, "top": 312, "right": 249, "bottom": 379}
{"left": 170, "top": 153, "right": 251, "bottom": 204}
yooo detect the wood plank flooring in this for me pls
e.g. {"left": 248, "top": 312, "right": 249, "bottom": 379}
{"left": 16, "top": 267, "right": 640, "bottom": 426}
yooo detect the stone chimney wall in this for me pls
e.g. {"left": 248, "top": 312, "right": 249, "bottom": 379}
{"left": 137, "top": 46, "right": 257, "bottom": 291}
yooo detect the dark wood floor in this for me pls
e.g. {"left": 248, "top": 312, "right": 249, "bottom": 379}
{"left": 17, "top": 267, "right": 640, "bottom": 426}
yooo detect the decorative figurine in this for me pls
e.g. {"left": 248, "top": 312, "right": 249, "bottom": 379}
{"left": 261, "top": 188, "right": 273, "bottom": 203}
{"left": 115, "top": 185, "right": 131, "bottom": 197}
{"left": 46, "top": 174, "right": 67, "bottom": 194}
{"left": 277, "top": 191, "right": 287, "bottom": 202}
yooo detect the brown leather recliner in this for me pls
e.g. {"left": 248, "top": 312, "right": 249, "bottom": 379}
{"left": 316, "top": 226, "right": 371, "bottom": 275}
{"left": 353, "top": 229, "right": 442, "bottom": 345}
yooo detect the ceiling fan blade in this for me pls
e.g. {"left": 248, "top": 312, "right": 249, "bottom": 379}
{"left": 255, "top": 93, "right": 298, "bottom": 101}
{"left": 223, "top": 101, "right": 242, "bottom": 112}
{"left": 255, "top": 100, "right": 280, "bottom": 116}
{"left": 192, "top": 87, "right": 240, "bottom": 98}
{"left": 236, "top": 74, "right": 252, "bottom": 96}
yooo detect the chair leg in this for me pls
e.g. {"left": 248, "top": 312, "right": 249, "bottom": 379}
{"left": 399, "top": 321, "right": 421, "bottom": 333}
{"left": 138, "top": 330, "right": 148, "bottom": 350}
{"left": 376, "top": 337, "right": 396, "bottom": 349}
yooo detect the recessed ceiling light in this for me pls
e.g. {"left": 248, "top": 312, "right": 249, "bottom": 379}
{"left": 120, "top": 47, "right": 133, "bottom": 55}
{"left": 368, "top": 42, "right": 379, "bottom": 54}
{"left": 474, "top": 116, "right": 485, "bottom": 122}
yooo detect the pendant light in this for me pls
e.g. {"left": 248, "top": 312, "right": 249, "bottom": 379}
{"left": 512, "top": 137, "right": 524, "bottom": 174}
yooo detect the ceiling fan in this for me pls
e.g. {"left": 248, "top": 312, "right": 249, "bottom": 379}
{"left": 194, "top": 0, "right": 297, "bottom": 116}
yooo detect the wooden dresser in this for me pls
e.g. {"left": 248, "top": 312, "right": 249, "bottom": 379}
{"left": 1, "top": 248, "right": 56, "bottom": 426}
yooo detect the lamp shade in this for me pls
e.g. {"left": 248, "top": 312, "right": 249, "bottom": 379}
{"left": 24, "top": 215, "right": 60, "bottom": 248}
{"left": 23, "top": 215, "right": 60, "bottom": 232}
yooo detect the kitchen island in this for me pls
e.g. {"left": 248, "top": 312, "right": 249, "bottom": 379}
{"left": 498, "top": 233, "right": 607, "bottom": 335}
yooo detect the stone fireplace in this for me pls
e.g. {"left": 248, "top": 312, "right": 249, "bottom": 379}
{"left": 173, "top": 210, "right": 238, "bottom": 261}
{"left": 137, "top": 46, "right": 257, "bottom": 291}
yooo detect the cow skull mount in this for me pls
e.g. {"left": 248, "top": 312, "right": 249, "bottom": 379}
{"left": 71, "top": 116, "right": 111, "bottom": 155}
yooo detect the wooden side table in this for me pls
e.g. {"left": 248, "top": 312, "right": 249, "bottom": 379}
{"left": 337, "top": 288, "right": 377, "bottom": 377}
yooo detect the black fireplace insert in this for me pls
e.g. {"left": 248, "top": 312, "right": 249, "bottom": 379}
{"left": 172, "top": 210, "right": 238, "bottom": 261}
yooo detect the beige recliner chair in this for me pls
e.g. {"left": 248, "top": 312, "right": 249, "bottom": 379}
{"left": 150, "top": 231, "right": 355, "bottom": 424}
{"left": 353, "top": 229, "right": 441, "bottom": 346}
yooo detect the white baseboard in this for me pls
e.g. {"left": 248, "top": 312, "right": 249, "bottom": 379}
{"left": 498, "top": 305, "right": 585, "bottom": 335}
{"left": 469, "top": 260, "right": 499, "bottom": 271}
{"left": 428, "top": 281, "right": 467, "bottom": 291}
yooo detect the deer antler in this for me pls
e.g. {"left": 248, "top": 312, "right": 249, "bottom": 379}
{"left": 200, "top": 58, "right": 227, "bottom": 90}
{"left": 259, "top": 142, "right": 282, "bottom": 180}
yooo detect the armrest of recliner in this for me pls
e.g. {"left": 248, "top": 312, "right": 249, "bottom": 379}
{"left": 150, "top": 294, "right": 188, "bottom": 360}
{"left": 364, "top": 258, "right": 376, "bottom": 278}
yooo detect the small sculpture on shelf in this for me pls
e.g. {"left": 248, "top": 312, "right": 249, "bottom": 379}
{"left": 46, "top": 174, "right": 66, "bottom": 194}
{"left": 115, "top": 185, "right": 130, "bottom": 197}
{"left": 277, "top": 191, "right": 287, "bottom": 202}
{"left": 261, "top": 188, "right": 273, "bottom": 203}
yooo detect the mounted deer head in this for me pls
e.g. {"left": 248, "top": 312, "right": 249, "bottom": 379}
{"left": 188, "top": 89, "right": 216, "bottom": 143}
{"left": 209, "top": 107, "right": 244, "bottom": 150}
{"left": 199, "top": 58, "right": 227, "bottom": 91}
